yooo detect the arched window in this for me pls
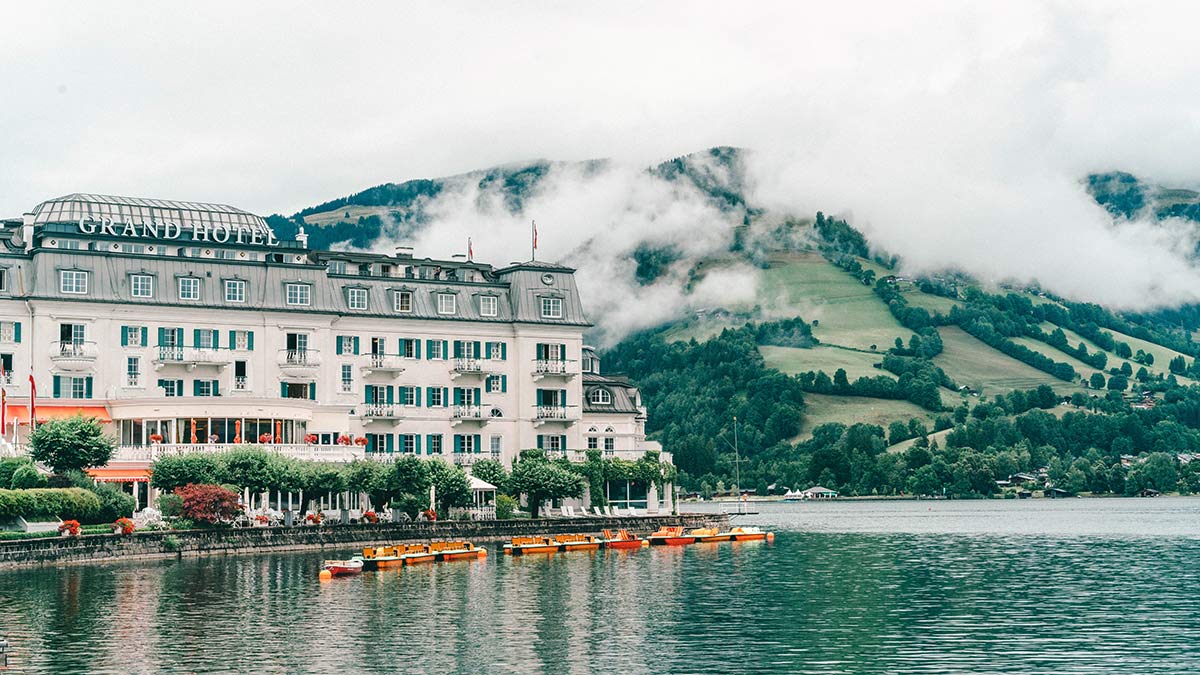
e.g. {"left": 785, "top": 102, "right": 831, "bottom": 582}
{"left": 587, "top": 426, "right": 598, "bottom": 432}
{"left": 489, "top": 407, "right": 504, "bottom": 418}
{"left": 588, "top": 388, "right": 612, "bottom": 406}
{"left": 604, "top": 426, "right": 615, "bottom": 433}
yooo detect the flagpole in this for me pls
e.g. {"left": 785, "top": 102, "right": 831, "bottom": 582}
{"left": 531, "top": 220, "right": 536, "bottom": 262}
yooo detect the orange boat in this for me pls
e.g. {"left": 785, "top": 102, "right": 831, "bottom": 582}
{"left": 321, "top": 557, "right": 364, "bottom": 575}
{"left": 431, "top": 541, "right": 485, "bottom": 561}
{"left": 690, "top": 527, "right": 730, "bottom": 543}
{"left": 601, "top": 529, "right": 645, "bottom": 550}
{"left": 729, "top": 527, "right": 770, "bottom": 542}
{"left": 401, "top": 543, "right": 438, "bottom": 564}
{"left": 503, "top": 536, "right": 560, "bottom": 555}
{"left": 555, "top": 533, "right": 601, "bottom": 551}
{"left": 648, "top": 526, "right": 695, "bottom": 546}
{"left": 361, "top": 546, "right": 406, "bottom": 569}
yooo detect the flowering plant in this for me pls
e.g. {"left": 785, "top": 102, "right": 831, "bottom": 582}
{"left": 304, "top": 434, "right": 319, "bottom": 444}
{"left": 149, "top": 434, "right": 164, "bottom": 444}
{"left": 114, "top": 517, "right": 135, "bottom": 535}
{"left": 254, "top": 514, "right": 270, "bottom": 525}
{"left": 58, "top": 520, "right": 81, "bottom": 536}
{"left": 259, "top": 433, "right": 273, "bottom": 443}
{"left": 337, "top": 435, "right": 352, "bottom": 446}
{"left": 305, "top": 512, "right": 324, "bottom": 524}
{"left": 422, "top": 509, "right": 437, "bottom": 521}
{"left": 362, "top": 510, "right": 379, "bottom": 523}
{"left": 354, "top": 437, "right": 369, "bottom": 447}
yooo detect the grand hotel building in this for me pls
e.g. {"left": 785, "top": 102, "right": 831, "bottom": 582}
{"left": 0, "top": 194, "right": 667, "bottom": 509}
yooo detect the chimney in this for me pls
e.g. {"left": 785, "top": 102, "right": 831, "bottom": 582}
{"left": 295, "top": 225, "right": 309, "bottom": 248}
{"left": 395, "top": 246, "right": 414, "bottom": 258}
{"left": 451, "top": 254, "right": 466, "bottom": 261}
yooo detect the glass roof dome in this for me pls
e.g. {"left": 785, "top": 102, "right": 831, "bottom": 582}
{"left": 31, "top": 193, "right": 270, "bottom": 232}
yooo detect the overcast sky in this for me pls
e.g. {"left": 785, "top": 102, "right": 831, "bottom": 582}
{"left": 3, "top": 1, "right": 1197, "bottom": 218}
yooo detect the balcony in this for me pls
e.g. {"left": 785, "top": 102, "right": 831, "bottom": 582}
{"left": 233, "top": 375, "right": 248, "bottom": 392}
{"left": 361, "top": 403, "right": 402, "bottom": 423}
{"left": 360, "top": 353, "right": 405, "bottom": 376}
{"left": 451, "top": 451, "right": 497, "bottom": 466}
{"left": 533, "top": 359, "right": 576, "bottom": 381}
{"left": 276, "top": 348, "right": 321, "bottom": 378}
{"left": 534, "top": 405, "right": 576, "bottom": 427}
{"left": 451, "top": 357, "right": 487, "bottom": 378}
{"left": 50, "top": 341, "right": 98, "bottom": 372}
{"left": 125, "top": 373, "right": 142, "bottom": 388}
{"left": 153, "top": 346, "right": 232, "bottom": 371}
{"left": 111, "top": 442, "right": 369, "bottom": 464}
{"left": 451, "top": 405, "right": 486, "bottom": 426}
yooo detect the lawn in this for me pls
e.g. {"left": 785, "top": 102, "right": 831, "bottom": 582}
{"left": 760, "top": 344, "right": 890, "bottom": 381}
{"left": 302, "top": 205, "right": 391, "bottom": 226}
{"left": 901, "top": 289, "right": 961, "bottom": 315}
{"left": 933, "top": 326, "right": 1074, "bottom": 395}
{"left": 798, "top": 393, "right": 936, "bottom": 441}
{"left": 761, "top": 253, "right": 909, "bottom": 351}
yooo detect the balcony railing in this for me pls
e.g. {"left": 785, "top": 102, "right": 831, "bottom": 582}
{"left": 234, "top": 375, "right": 248, "bottom": 391}
{"left": 536, "top": 405, "right": 570, "bottom": 420}
{"left": 153, "top": 346, "right": 232, "bottom": 367}
{"left": 452, "top": 405, "right": 484, "bottom": 420}
{"left": 126, "top": 373, "right": 141, "bottom": 387}
{"left": 50, "top": 341, "right": 98, "bottom": 371}
{"left": 534, "top": 359, "right": 571, "bottom": 374}
{"left": 452, "top": 357, "right": 485, "bottom": 374}
{"left": 362, "top": 404, "right": 401, "bottom": 419}
{"left": 111, "top": 443, "right": 369, "bottom": 464}
{"left": 0, "top": 372, "right": 12, "bottom": 386}
{"left": 276, "top": 348, "right": 321, "bottom": 375}
{"left": 362, "top": 353, "right": 405, "bottom": 373}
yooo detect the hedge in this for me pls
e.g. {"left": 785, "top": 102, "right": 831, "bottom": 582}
{"left": 0, "top": 488, "right": 102, "bottom": 522}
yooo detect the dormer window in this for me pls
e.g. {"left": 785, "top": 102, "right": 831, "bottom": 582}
{"left": 437, "top": 293, "right": 456, "bottom": 315}
{"left": 327, "top": 260, "right": 347, "bottom": 274}
{"left": 394, "top": 290, "right": 413, "bottom": 313}
{"left": 479, "top": 295, "right": 498, "bottom": 317}
{"left": 178, "top": 277, "right": 200, "bottom": 301}
{"left": 347, "top": 287, "right": 368, "bottom": 310}
{"left": 60, "top": 270, "right": 89, "bottom": 295}
{"left": 540, "top": 296, "right": 563, "bottom": 319}
{"left": 286, "top": 283, "right": 311, "bottom": 306}
{"left": 588, "top": 388, "right": 612, "bottom": 406}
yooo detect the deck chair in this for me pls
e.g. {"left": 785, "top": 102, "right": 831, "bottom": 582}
{"left": 564, "top": 505, "right": 576, "bottom": 517}
{"left": 605, "top": 506, "right": 616, "bottom": 516}
{"left": 593, "top": 506, "right": 606, "bottom": 517}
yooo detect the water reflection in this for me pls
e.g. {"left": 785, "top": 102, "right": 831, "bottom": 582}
{"left": 1, "top": 500, "right": 1199, "bottom": 673}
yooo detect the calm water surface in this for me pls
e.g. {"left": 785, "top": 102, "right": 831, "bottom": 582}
{"left": 2, "top": 498, "right": 1199, "bottom": 674}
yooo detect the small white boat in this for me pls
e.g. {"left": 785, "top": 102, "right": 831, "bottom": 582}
{"left": 322, "top": 557, "right": 364, "bottom": 576}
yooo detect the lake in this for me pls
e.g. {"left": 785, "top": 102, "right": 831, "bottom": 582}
{"left": 2, "top": 498, "right": 1199, "bottom": 674}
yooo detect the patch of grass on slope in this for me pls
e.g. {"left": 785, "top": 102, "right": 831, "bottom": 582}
{"left": 761, "top": 345, "right": 888, "bottom": 381}
{"left": 798, "top": 393, "right": 936, "bottom": 441}
{"left": 933, "top": 326, "right": 1072, "bottom": 395}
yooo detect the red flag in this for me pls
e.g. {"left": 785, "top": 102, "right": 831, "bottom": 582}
{"left": 1, "top": 361, "right": 6, "bottom": 433}
{"left": 468, "top": 237, "right": 474, "bottom": 261}
{"left": 28, "top": 369, "right": 35, "bottom": 430}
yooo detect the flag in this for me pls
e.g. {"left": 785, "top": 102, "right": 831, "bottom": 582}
{"left": 0, "top": 361, "right": 6, "bottom": 433}
{"left": 28, "top": 369, "right": 35, "bottom": 431}
{"left": 532, "top": 220, "right": 538, "bottom": 250}
{"left": 468, "top": 237, "right": 473, "bottom": 261}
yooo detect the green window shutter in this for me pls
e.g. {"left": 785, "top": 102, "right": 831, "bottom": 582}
{"left": 12, "top": 322, "right": 19, "bottom": 344}
{"left": 454, "top": 435, "right": 463, "bottom": 453}
{"left": 426, "top": 387, "right": 433, "bottom": 407}
{"left": 365, "top": 386, "right": 375, "bottom": 404}
{"left": 386, "top": 435, "right": 395, "bottom": 454}
{"left": 414, "top": 386, "right": 422, "bottom": 407}
{"left": 536, "top": 343, "right": 545, "bottom": 360}
{"left": 559, "top": 435, "right": 567, "bottom": 450}
{"left": 454, "top": 388, "right": 463, "bottom": 405}
{"left": 194, "top": 380, "right": 202, "bottom": 396}
{"left": 157, "top": 327, "right": 165, "bottom": 346}
{"left": 366, "top": 435, "right": 376, "bottom": 454}
{"left": 52, "top": 375, "right": 61, "bottom": 399}
{"left": 501, "top": 343, "right": 507, "bottom": 360}
{"left": 536, "top": 434, "right": 544, "bottom": 450}
{"left": 211, "top": 330, "right": 220, "bottom": 349}
{"left": 474, "top": 387, "right": 481, "bottom": 403}
{"left": 229, "top": 330, "right": 236, "bottom": 349}
{"left": 176, "top": 379, "right": 184, "bottom": 395}
{"left": 501, "top": 375, "right": 507, "bottom": 393}
{"left": 425, "top": 434, "right": 434, "bottom": 454}
{"left": 335, "top": 337, "right": 343, "bottom": 356}
{"left": 559, "top": 344, "right": 566, "bottom": 359}
{"left": 175, "top": 328, "right": 184, "bottom": 346}
{"left": 453, "top": 341, "right": 463, "bottom": 358}
{"left": 353, "top": 337, "right": 360, "bottom": 355}
{"left": 386, "top": 386, "right": 395, "bottom": 405}
{"left": 474, "top": 434, "right": 482, "bottom": 453}
{"left": 141, "top": 326, "right": 148, "bottom": 346}
{"left": 560, "top": 389, "right": 567, "bottom": 406}
{"left": 157, "top": 379, "right": 166, "bottom": 390}
{"left": 121, "top": 326, "right": 129, "bottom": 347}
{"left": 212, "top": 380, "right": 220, "bottom": 397}
{"left": 415, "top": 434, "right": 423, "bottom": 454}
{"left": 414, "top": 339, "right": 422, "bottom": 359}
{"left": 247, "top": 331, "right": 254, "bottom": 351}
{"left": 441, "top": 341, "right": 448, "bottom": 359}
{"left": 473, "top": 341, "right": 481, "bottom": 358}
{"left": 84, "top": 376, "right": 93, "bottom": 399}
{"left": 281, "top": 382, "right": 289, "bottom": 398}
{"left": 193, "top": 329, "right": 201, "bottom": 347}
{"left": 308, "top": 382, "right": 316, "bottom": 400}
{"left": 536, "top": 389, "right": 544, "bottom": 406}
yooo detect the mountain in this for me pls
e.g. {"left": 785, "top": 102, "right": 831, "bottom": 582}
{"left": 1086, "top": 171, "right": 1200, "bottom": 222}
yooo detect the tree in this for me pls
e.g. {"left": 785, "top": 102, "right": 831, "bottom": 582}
{"left": 220, "top": 448, "right": 282, "bottom": 494}
{"left": 151, "top": 453, "right": 224, "bottom": 492}
{"left": 1089, "top": 372, "right": 1106, "bottom": 389}
{"left": 1107, "top": 374, "right": 1128, "bottom": 391}
{"left": 509, "top": 450, "right": 585, "bottom": 517}
{"left": 343, "top": 460, "right": 387, "bottom": 509}
{"left": 428, "top": 459, "right": 472, "bottom": 514}
{"left": 10, "top": 464, "right": 47, "bottom": 489}
{"left": 470, "top": 459, "right": 510, "bottom": 494}
{"left": 175, "top": 484, "right": 241, "bottom": 525}
{"left": 29, "top": 416, "right": 114, "bottom": 475}
{"left": 907, "top": 465, "right": 940, "bottom": 496}
{"left": 1125, "top": 453, "right": 1179, "bottom": 494}
{"left": 382, "top": 456, "right": 431, "bottom": 518}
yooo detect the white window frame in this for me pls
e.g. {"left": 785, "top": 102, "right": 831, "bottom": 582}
{"left": 429, "top": 387, "right": 444, "bottom": 407}
{"left": 589, "top": 388, "right": 612, "bottom": 405}
{"left": 178, "top": 277, "right": 200, "bottom": 301}
{"left": 461, "top": 435, "right": 476, "bottom": 453}
{"left": 60, "top": 270, "right": 88, "bottom": 295}
{"left": 587, "top": 436, "right": 598, "bottom": 450}
{"left": 436, "top": 293, "right": 456, "bottom": 315}
{"left": 0, "top": 268, "right": 7, "bottom": 292}
{"left": 479, "top": 295, "right": 498, "bottom": 317}
{"left": 225, "top": 279, "right": 246, "bottom": 303}
{"left": 125, "top": 326, "right": 143, "bottom": 347}
{"left": 196, "top": 380, "right": 214, "bottom": 397}
{"left": 428, "top": 341, "right": 444, "bottom": 360}
{"left": 486, "top": 375, "right": 502, "bottom": 393}
{"left": 286, "top": 283, "right": 311, "bottom": 306}
{"left": 428, "top": 435, "right": 443, "bottom": 454}
{"left": 69, "top": 376, "right": 86, "bottom": 399}
{"left": 131, "top": 274, "right": 153, "bottom": 298}
{"left": 400, "top": 387, "right": 416, "bottom": 406}
{"left": 490, "top": 435, "right": 502, "bottom": 454}
{"left": 234, "top": 331, "right": 250, "bottom": 350}
{"left": 402, "top": 435, "right": 416, "bottom": 454}
{"left": 341, "top": 364, "right": 354, "bottom": 393}
{"left": 400, "top": 339, "right": 416, "bottom": 359}
{"left": 540, "top": 296, "right": 563, "bottom": 319}
{"left": 126, "top": 357, "right": 141, "bottom": 386}
{"left": 0, "top": 322, "right": 13, "bottom": 343}
{"left": 347, "top": 287, "right": 368, "bottom": 310}
{"left": 162, "top": 380, "right": 180, "bottom": 397}
{"left": 394, "top": 290, "right": 413, "bottom": 313}
{"left": 197, "top": 331, "right": 214, "bottom": 349}
{"left": 604, "top": 437, "right": 615, "bottom": 451}
{"left": 545, "top": 435, "right": 563, "bottom": 451}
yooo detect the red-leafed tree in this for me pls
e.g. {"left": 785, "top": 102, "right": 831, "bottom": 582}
{"left": 175, "top": 484, "right": 241, "bottom": 525}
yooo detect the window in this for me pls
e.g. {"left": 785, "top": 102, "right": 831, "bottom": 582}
{"left": 399, "top": 339, "right": 417, "bottom": 359}
{"left": 58, "top": 240, "right": 82, "bottom": 250}
{"left": 337, "top": 336, "right": 356, "bottom": 355}
{"left": 328, "top": 260, "right": 347, "bottom": 274}
{"left": 429, "top": 387, "right": 444, "bottom": 407}
{"left": 286, "top": 283, "right": 311, "bottom": 306}
{"left": 125, "top": 326, "right": 143, "bottom": 347}
{"left": 460, "top": 435, "right": 476, "bottom": 453}
{"left": 401, "top": 435, "right": 416, "bottom": 454}
{"left": 537, "top": 343, "right": 564, "bottom": 361}
{"left": 0, "top": 269, "right": 6, "bottom": 292}
{"left": 0, "top": 354, "right": 11, "bottom": 382}
{"left": 178, "top": 277, "right": 200, "bottom": 301}
{"left": 587, "top": 436, "right": 598, "bottom": 450}
{"left": 60, "top": 323, "right": 85, "bottom": 345}
{"left": 400, "top": 387, "right": 416, "bottom": 406}
{"left": 428, "top": 435, "right": 443, "bottom": 455}
{"left": 589, "top": 388, "right": 612, "bottom": 405}
{"left": 540, "top": 297, "right": 563, "bottom": 319}
{"left": 233, "top": 331, "right": 250, "bottom": 350}
{"left": 0, "top": 322, "right": 15, "bottom": 343}
{"left": 121, "top": 243, "right": 145, "bottom": 254}
{"left": 161, "top": 380, "right": 181, "bottom": 397}
{"left": 490, "top": 435, "right": 502, "bottom": 454}
{"left": 225, "top": 279, "right": 246, "bottom": 303}
{"left": 428, "top": 340, "right": 445, "bottom": 360}
{"left": 486, "top": 375, "right": 505, "bottom": 393}
{"left": 347, "top": 288, "right": 368, "bottom": 310}
{"left": 545, "top": 435, "right": 563, "bottom": 451}
{"left": 370, "top": 337, "right": 386, "bottom": 356}
{"left": 489, "top": 342, "right": 504, "bottom": 360}
{"left": 131, "top": 274, "right": 153, "bottom": 298}
{"left": 479, "top": 295, "right": 498, "bottom": 317}
{"left": 436, "top": 293, "right": 456, "bottom": 315}
{"left": 70, "top": 376, "right": 87, "bottom": 399}
{"left": 283, "top": 382, "right": 309, "bottom": 399}
{"left": 394, "top": 291, "right": 413, "bottom": 313}
{"left": 235, "top": 361, "right": 248, "bottom": 390}
{"left": 126, "top": 357, "right": 141, "bottom": 387}
{"left": 60, "top": 270, "right": 88, "bottom": 294}
{"left": 196, "top": 380, "right": 215, "bottom": 397}
{"left": 341, "top": 364, "right": 353, "bottom": 393}
{"left": 604, "top": 437, "right": 615, "bottom": 451}
{"left": 196, "top": 330, "right": 215, "bottom": 349}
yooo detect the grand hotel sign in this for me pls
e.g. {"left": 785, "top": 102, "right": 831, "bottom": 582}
{"left": 76, "top": 217, "right": 281, "bottom": 247}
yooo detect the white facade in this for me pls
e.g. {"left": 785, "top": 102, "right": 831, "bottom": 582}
{"left": 0, "top": 194, "right": 666, "bottom": 475}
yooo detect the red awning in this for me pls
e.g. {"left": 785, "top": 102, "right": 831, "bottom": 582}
{"left": 6, "top": 405, "right": 111, "bottom": 424}
{"left": 87, "top": 468, "right": 150, "bottom": 483}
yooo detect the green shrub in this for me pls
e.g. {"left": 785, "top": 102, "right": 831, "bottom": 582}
{"left": 0, "top": 530, "right": 57, "bottom": 540}
{"left": 0, "top": 488, "right": 102, "bottom": 522}
{"left": 88, "top": 482, "right": 135, "bottom": 523}
{"left": 10, "top": 464, "right": 47, "bottom": 489}
{"left": 162, "top": 535, "right": 181, "bottom": 552}
{"left": 0, "top": 457, "right": 34, "bottom": 489}
{"left": 157, "top": 493, "right": 184, "bottom": 518}
{"left": 495, "top": 494, "right": 518, "bottom": 520}
{"left": 169, "top": 518, "right": 196, "bottom": 531}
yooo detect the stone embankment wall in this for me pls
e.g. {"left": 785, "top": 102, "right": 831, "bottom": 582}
{"left": 0, "top": 513, "right": 729, "bottom": 568}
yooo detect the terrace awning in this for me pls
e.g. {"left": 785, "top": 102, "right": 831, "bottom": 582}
{"left": 6, "top": 404, "right": 111, "bottom": 424}
{"left": 87, "top": 467, "right": 151, "bottom": 483}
